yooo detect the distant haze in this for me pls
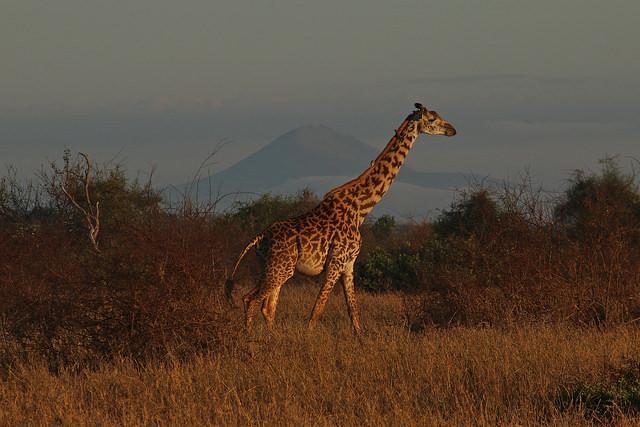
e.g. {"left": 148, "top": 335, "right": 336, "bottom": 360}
{"left": 185, "top": 125, "right": 474, "bottom": 218}
{"left": 2, "top": 1, "right": 639, "bottom": 205}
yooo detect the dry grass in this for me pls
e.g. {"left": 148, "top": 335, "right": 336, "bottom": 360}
{"left": 1, "top": 159, "right": 639, "bottom": 425}
{"left": 1, "top": 283, "right": 639, "bottom": 426}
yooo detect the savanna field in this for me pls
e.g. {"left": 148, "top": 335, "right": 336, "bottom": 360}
{"left": 2, "top": 288, "right": 640, "bottom": 426}
{"left": 1, "top": 154, "right": 639, "bottom": 426}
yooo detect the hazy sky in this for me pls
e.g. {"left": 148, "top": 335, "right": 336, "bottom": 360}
{"left": 1, "top": 0, "right": 639, "bottom": 188}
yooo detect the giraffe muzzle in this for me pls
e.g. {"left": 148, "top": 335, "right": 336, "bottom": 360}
{"left": 445, "top": 125, "right": 457, "bottom": 137}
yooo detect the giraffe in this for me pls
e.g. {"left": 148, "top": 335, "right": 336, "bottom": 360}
{"left": 225, "top": 103, "right": 457, "bottom": 333}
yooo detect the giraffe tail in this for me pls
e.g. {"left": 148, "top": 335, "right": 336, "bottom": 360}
{"left": 224, "top": 232, "right": 265, "bottom": 307}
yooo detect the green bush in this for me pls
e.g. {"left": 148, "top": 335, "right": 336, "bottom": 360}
{"left": 228, "top": 188, "right": 319, "bottom": 233}
{"left": 371, "top": 214, "right": 396, "bottom": 240}
{"left": 434, "top": 189, "right": 499, "bottom": 240}
{"left": 557, "top": 361, "right": 640, "bottom": 419}
{"left": 555, "top": 157, "right": 640, "bottom": 239}
{"left": 355, "top": 238, "right": 463, "bottom": 293}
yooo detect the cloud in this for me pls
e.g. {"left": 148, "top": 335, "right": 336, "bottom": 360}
{"left": 409, "top": 73, "right": 530, "bottom": 85}
{"left": 485, "top": 119, "right": 636, "bottom": 134}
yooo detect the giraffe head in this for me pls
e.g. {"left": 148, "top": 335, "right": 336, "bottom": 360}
{"left": 413, "top": 103, "right": 457, "bottom": 137}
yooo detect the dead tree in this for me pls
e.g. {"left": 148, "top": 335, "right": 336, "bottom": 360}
{"left": 60, "top": 153, "right": 101, "bottom": 252}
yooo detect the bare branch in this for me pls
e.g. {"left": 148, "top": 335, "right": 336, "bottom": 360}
{"left": 60, "top": 152, "right": 101, "bottom": 252}
{"left": 79, "top": 153, "right": 95, "bottom": 216}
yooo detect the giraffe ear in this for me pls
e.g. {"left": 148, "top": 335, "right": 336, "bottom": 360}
{"left": 411, "top": 103, "right": 424, "bottom": 121}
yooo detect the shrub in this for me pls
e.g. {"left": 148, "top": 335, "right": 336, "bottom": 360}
{"left": 433, "top": 189, "right": 499, "bottom": 240}
{"left": 402, "top": 161, "right": 640, "bottom": 328}
{"left": 555, "top": 158, "right": 640, "bottom": 239}
{"left": 557, "top": 361, "right": 640, "bottom": 420}
{"left": 371, "top": 214, "right": 396, "bottom": 240}
{"left": 228, "top": 188, "right": 319, "bottom": 234}
{"left": 0, "top": 155, "right": 243, "bottom": 371}
{"left": 355, "top": 238, "right": 463, "bottom": 293}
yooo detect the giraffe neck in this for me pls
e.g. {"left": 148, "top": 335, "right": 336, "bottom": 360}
{"left": 354, "top": 117, "right": 419, "bottom": 221}
{"left": 320, "top": 115, "right": 419, "bottom": 225}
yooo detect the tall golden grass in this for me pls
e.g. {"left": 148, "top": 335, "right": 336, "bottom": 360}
{"left": 1, "top": 285, "right": 639, "bottom": 426}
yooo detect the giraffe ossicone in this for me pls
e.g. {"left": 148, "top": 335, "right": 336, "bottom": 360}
{"left": 225, "top": 104, "right": 457, "bottom": 333}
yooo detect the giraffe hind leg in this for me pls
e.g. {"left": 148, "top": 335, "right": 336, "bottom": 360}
{"left": 242, "top": 253, "right": 268, "bottom": 313}
{"left": 245, "top": 288, "right": 267, "bottom": 330}
{"left": 246, "top": 280, "right": 290, "bottom": 330}
{"left": 261, "top": 287, "right": 283, "bottom": 330}
{"left": 243, "top": 285, "right": 260, "bottom": 313}
{"left": 245, "top": 253, "right": 296, "bottom": 331}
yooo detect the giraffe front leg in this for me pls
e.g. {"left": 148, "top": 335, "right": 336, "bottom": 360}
{"left": 307, "top": 262, "right": 341, "bottom": 331}
{"left": 341, "top": 261, "right": 362, "bottom": 334}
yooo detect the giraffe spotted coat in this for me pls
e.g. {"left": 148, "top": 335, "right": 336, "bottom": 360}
{"left": 226, "top": 103, "right": 457, "bottom": 333}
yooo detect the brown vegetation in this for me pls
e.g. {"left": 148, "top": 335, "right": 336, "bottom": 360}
{"left": 0, "top": 153, "right": 639, "bottom": 425}
{"left": 358, "top": 160, "right": 640, "bottom": 329}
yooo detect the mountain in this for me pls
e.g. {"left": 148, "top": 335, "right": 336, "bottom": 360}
{"left": 191, "top": 125, "right": 472, "bottom": 217}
